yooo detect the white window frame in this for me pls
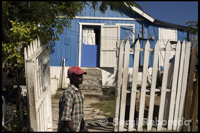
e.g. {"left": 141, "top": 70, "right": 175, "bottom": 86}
{"left": 116, "top": 23, "right": 135, "bottom": 54}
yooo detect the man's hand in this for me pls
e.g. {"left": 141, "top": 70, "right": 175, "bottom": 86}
{"left": 65, "top": 121, "right": 76, "bottom": 132}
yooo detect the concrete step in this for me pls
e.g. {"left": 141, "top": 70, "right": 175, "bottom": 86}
{"left": 81, "top": 68, "right": 102, "bottom": 76}
{"left": 80, "top": 85, "right": 102, "bottom": 91}
{"left": 80, "top": 68, "right": 103, "bottom": 95}
{"left": 83, "top": 75, "right": 102, "bottom": 81}
{"left": 82, "top": 90, "right": 103, "bottom": 96}
{"left": 82, "top": 80, "right": 102, "bottom": 86}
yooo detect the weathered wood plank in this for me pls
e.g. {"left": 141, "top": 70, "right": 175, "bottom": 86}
{"left": 26, "top": 60, "right": 37, "bottom": 131}
{"left": 192, "top": 76, "right": 198, "bottom": 131}
{"left": 119, "top": 40, "right": 130, "bottom": 131}
{"left": 128, "top": 39, "right": 140, "bottom": 131}
{"left": 114, "top": 40, "right": 124, "bottom": 132}
{"left": 147, "top": 41, "right": 159, "bottom": 131}
{"left": 167, "top": 41, "right": 181, "bottom": 130}
{"left": 177, "top": 42, "right": 191, "bottom": 131}
{"left": 157, "top": 41, "right": 171, "bottom": 131}
{"left": 137, "top": 40, "right": 150, "bottom": 131}
{"left": 183, "top": 45, "right": 196, "bottom": 131}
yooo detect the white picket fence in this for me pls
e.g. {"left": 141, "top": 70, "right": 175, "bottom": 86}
{"left": 114, "top": 39, "right": 191, "bottom": 131}
{"left": 24, "top": 38, "right": 53, "bottom": 131}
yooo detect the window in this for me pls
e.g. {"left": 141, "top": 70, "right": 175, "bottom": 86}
{"left": 83, "top": 27, "right": 100, "bottom": 45}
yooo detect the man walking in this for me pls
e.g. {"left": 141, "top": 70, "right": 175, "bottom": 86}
{"left": 58, "top": 66, "right": 88, "bottom": 132}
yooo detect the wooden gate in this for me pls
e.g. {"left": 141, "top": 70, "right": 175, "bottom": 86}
{"left": 24, "top": 38, "right": 53, "bottom": 131}
{"left": 114, "top": 39, "right": 193, "bottom": 131}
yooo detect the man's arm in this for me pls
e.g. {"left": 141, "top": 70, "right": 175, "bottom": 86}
{"left": 64, "top": 121, "right": 76, "bottom": 132}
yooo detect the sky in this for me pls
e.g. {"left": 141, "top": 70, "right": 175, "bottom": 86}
{"left": 135, "top": 1, "right": 198, "bottom": 26}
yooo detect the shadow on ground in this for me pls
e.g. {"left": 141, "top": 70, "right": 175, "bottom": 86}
{"left": 86, "top": 119, "right": 114, "bottom": 132}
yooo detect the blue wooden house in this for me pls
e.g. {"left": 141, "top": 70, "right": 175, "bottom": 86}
{"left": 49, "top": 2, "right": 189, "bottom": 89}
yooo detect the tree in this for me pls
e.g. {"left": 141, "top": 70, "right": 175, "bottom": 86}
{"left": 2, "top": 1, "right": 141, "bottom": 76}
{"left": 184, "top": 21, "right": 198, "bottom": 35}
{"left": 2, "top": 1, "right": 141, "bottom": 131}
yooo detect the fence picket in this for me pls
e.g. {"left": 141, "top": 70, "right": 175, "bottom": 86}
{"left": 37, "top": 38, "right": 40, "bottom": 48}
{"left": 35, "top": 39, "right": 38, "bottom": 50}
{"left": 28, "top": 45, "right": 31, "bottom": 58}
{"left": 147, "top": 41, "right": 159, "bottom": 131}
{"left": 177, "top": 42, "right": 191, "bottom": 131}
{"left": 114, "top": 40, "right": 124, "bottom": 132}
{"left": 24, "top": 47, "right": 27, "bottom": 60}
{"left": 30, "top": 42, "right": 33, "bottom": 55}
{"left": 157, "top": 41, "right": 171, "bottom": 131}
{"left": 137, "top": 40, "right": 150, "bottom": 131}
{"left": 128, "top": 39, "right": 140, "bottom": 131}
{"left": 33, "top": 40, "right": 36, "bottom": 53}
{"left": 173, "top": 40, "right": 186, "bottom": 130}
{"left": 119, "top": 40, "right": 130, "bottom": 131}
{"left": 167, "top": 41, "right": 181, "bottom": 130}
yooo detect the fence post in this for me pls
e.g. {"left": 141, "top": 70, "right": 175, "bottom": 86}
{"left": 191, "top": 74, "right": 198, "bottom": 131}
{"left": 26, "top": 59, "right": 37, "bottom": 131}
{"left": 114, "top": 40, "right": 124, "bottom": 132}
{"left": 183, "top": 45, "right": 196, "bottom": 131}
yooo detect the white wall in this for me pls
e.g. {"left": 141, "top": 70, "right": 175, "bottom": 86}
{"left": 50, "top": 66, "right": 152, "bottom": 93}
{"left": 50, "top": 66, "right": 70, "bottom": 95}
{"left": 100, "top": 67, "right": 150, "bottom": 88}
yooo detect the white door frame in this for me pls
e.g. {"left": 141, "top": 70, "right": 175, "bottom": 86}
{"left": 78, "top": 22, "right": 105, "bottom": 67}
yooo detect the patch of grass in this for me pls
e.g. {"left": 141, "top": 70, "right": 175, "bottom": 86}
{"left": 90, "top": 99, "right": 115, "bottom": 118}
{"left": 89, "top": 88, "right": 116, "bottom": 118}
{"left": 84, "top": 94, "right": 102, "bottom": 99}
{"left": 52, "top": 93, "right": 62, "bottom": 99}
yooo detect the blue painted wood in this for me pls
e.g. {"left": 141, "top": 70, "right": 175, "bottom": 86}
{"left": 49, "top": 2, "right": 188, "bottom": 67}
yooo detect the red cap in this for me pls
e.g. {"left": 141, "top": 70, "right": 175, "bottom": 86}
{"left": 68, "top": 66, "right": 87, "bottom": 77}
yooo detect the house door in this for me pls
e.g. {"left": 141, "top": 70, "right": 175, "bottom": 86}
{"left": 100, "top": 25, "right": 120, "bottom": 67}
{"left": 81, "top": 26, "right": 100, "bottom": 67}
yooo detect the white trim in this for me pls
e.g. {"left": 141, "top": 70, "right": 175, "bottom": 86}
{"left": 78, "top": 24, "right": 82, "bottom": 67}
{"left": 75, "top": 16, "right": 143, "bottom": 21}
{"left": 78, "top": 22, "right": 105, "bottom": 26}
{"left": 116, "top": 23, "right": 135, "bottom": 54}
{"left": 78, "top": 22, "right": 105, "bottom": 67}
{"left": 130, "top": 6, "right": 154, "bottom": 22}
{"left": 123, "top": 2, "right": 155, "bottom": 23}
